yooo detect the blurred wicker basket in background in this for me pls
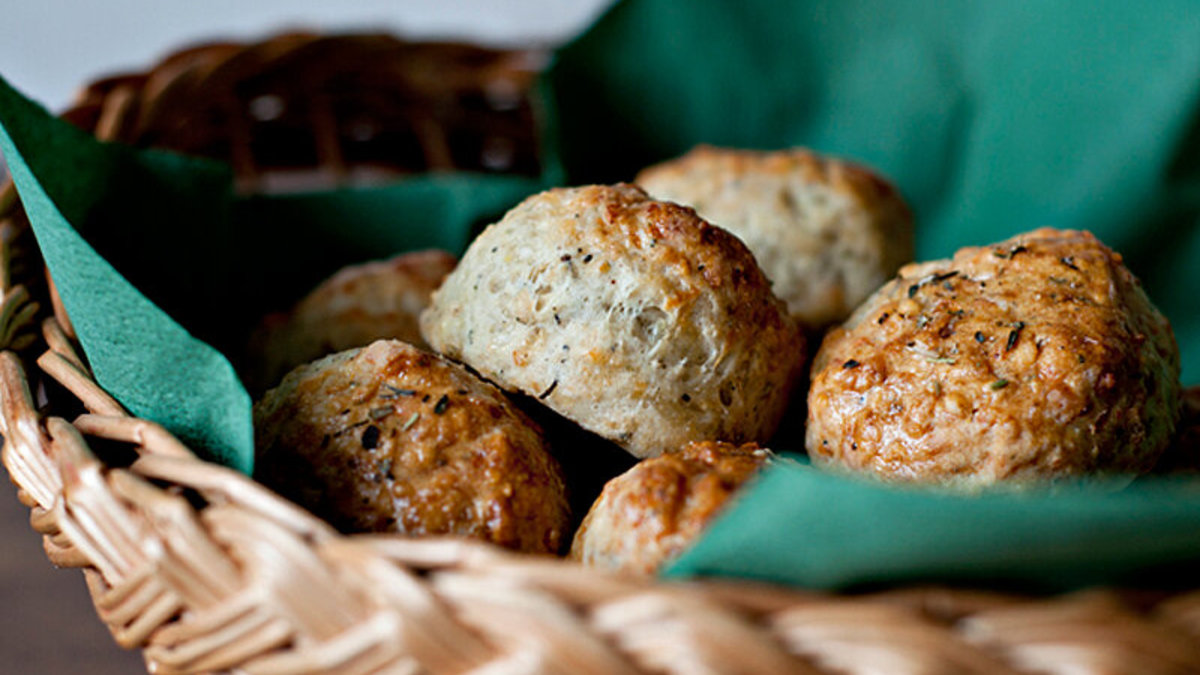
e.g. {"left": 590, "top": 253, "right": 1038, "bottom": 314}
{"left": 62, "top": 33, "right": 544, "bottom": 191}
{"left": 1, "top": 32, "right": 1200, "bottom": 674}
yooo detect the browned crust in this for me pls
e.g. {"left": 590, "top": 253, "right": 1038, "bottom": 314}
{"left": 551, "top": 183, "right": 791, "bottom": 313}
{"left": 421, "top": 184, "right": 805, "bottom": 458}
{"left": 246, "top": 250, "right": 457, "bottom": 391}
{"left": 254, "top": 340, "right": 570, "bottom": 553}
{"left": 806, "top": 228, "right": 1181, "bottom": 487}
{"left": 636, "top": 146, "right": 915, "bottom": 329}
{"left": 570, "top": 441, "right": 771, "bottom": 574}
{"left": 637, "top": 145, "right": 911, "bottom": 222}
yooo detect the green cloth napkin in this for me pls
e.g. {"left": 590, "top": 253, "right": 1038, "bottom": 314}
{"left": 3, "top": 0, "right": 1200, "bottom": 592}
{"left": 0, "top": 75, "right": 254, "bottom": 472}
{"left": 0, "top": 75, "right": 545, "bottom": 473}
{"left": 668, "top": 461, "right": 1200, "bottom": 591}
{"left": 545, "top": 0, "right": 1200, "bottom": 384}
{"left": 544, "top": 0, "right": 1200, "bottom": 590}
{"left": 228, "top": 174, "right": 548, "bottom": 340}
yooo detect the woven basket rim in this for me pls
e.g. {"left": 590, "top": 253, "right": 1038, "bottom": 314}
{"left": 1, "top": 30, "right": 1199, "bottom": 674}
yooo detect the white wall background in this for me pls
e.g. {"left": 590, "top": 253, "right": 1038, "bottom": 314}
{"left": 0, "top": 0, "right": 614, "bottom": 112}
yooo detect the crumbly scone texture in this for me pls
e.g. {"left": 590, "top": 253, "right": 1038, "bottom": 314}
{"left": 247, "top": 250, "right": 457, "bottom": 391}
{"left": 420, "top": 183, "right": 806, "bottom": 459}
{"left": 806, "top": 228, "right": 1181, "bottom": 489}
{"left": 569, "top": 441, "right": 771, "bottom": 575}
{"left": 637, "top": 145, "right": 914, "bottom": 330}
{"left": 254, "top": 339, "right": 570, "bottom": 554}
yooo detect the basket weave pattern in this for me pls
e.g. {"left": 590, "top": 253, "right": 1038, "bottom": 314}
{"left": 1, "top": 33, "right": 1200, "bottom": 674}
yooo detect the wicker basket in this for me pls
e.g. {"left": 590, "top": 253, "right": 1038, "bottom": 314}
{"left": 2, "top": 32, "right": 1200, "bottom": 675}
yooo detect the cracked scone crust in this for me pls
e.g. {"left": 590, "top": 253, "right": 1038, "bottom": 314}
{"left": 420, "top": 184, "right": 806, "bottom": 459}
{"left": 637, "top": 146, "right": 914, "bottom": 330}
{"left": 254, "top": 339, "right": 569, "bottom": 553}
{"left": 806, "top": 229, "right": 1181, "bottom": 488}
{"left": 570, "top": 441, "right": 771, "bottom": 575}
{"left": 247, "top": 250, "right": 456, "bottom": 391}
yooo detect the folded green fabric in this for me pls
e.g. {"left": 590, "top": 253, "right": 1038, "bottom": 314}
{"left": 0, "top": 75, "right": 254, "bottom": 472}
{"left": 546, "top": 0, "right": 1200, "bottom": 590}
{"left": 668, "top": 461, "right": 1200, "bottom": 591}
{"left": 546, "top": 0, "right": 1200, "bottom": 384}
{"left": 3, "top": 0, "right": 1199, "bottom": 593}
{"left": 227, "top": 174, "right": 548, "bottom": 345}
{"left": 0, "top": 75, "right": 545, "bottom": 473}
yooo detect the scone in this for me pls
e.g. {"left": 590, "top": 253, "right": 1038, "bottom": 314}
{"left": 637, "top": 146, "right": 914, "bottom": 330}
{"left": 247, "top": 250, "right": 456, "bottom": 391}
{"left": 254, "top": 339, "right": 570, "bottom": 553}
{"left": 420, "top": 184, "right": 806, "bottom": 459}
{"left": 807, "top": 228, "right": 1181, "bottom": 488}
{"left": 570, "top": 441, "right": 772, "bottom": 575}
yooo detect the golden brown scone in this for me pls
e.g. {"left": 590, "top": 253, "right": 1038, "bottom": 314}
{"left": 420, "top": 184, "right": 806, "bottom": 459}
{"left": 254, "top": 339, "right": 570, "bottom": 553}
{"left": 247, "top": 250, "right": 456, "bottom": 391}
{"left": 806, "top": 228, "right": 1181, "bottom": 488}
{"left": 570, "top": 441, "right": 771, "bottom": 575}
{"left": 1157, "top": 387, "right": 1200, "bottom": 474}
{"left": 637, "top": 146, "right": 914, "bottom": 330}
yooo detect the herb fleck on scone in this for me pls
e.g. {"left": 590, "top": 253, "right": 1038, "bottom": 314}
{"left": 638, "top": 145, "right": 914, "bottom": 331}
{"left": 807, "top": 228, "right": 1181, "bottom": 488}
{"left": 420, "top": 184, "right": 806, "bottom": 459}
{"left": 254, "top": 339, "right": 570, "bottom": 553}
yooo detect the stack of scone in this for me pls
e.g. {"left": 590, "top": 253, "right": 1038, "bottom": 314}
{"left": 248, "top": 144, "right": 1191, "bottom": 577}
{"left": 637, "top": 145, "right": 914, "bottom": 332}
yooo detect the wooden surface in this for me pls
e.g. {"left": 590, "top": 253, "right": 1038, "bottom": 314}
{"left": 0, "top": 481, "right": 144, "bottom": 673}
